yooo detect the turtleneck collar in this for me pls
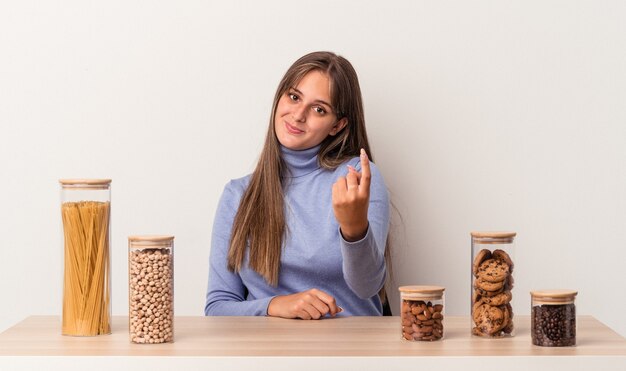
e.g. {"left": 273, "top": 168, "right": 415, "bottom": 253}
{"left": 280, "top": 145, "right": 321, "bottom": 178}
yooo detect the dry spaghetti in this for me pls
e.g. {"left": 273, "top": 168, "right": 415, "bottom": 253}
{"left": 61, "top": 201, "right": 111, "bottom": 336}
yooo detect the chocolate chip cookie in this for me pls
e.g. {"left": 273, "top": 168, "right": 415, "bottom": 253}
{"left": 473, "top": 303, "right": 506, "bottom": 335}
{"left": 473, "top": 249, "right": 492, "bottom": 276}
{"left": 475, "top": 277, "right": 506, "bottom": 292}
{"left": 493, "top": 249, "right": 514, "bottom": 273}
{"left": 477, "top": 258, "right": 510, "bottom": 282}
{"left": 480, "top": 290, "right": 512, "bottom": 306}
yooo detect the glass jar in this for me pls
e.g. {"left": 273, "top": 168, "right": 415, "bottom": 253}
{"left": 399, "top": 285, "right": 445, "bottom": 341}
{"left": 128, "top": 235, "right": 174, "bottom": 344}
{"left": 471, "top": 231, "right": 516, "bottom": 337}
{"left": 60, "top": 179, "right": 112, "bottom": 336}
{"left": 531, "top": 290, "right": 577, "bottom": 347}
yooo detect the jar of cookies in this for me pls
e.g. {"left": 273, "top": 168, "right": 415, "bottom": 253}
{"left": 60, "top": 179, "right": 112, "bottom": 336}
{"left": 128, "top": 235, "right": 174, "bottom": 344}
{"left": 471, "top": 231, "right": 515, "bottom": 337}
{"left": 399, "top": 286, "right": 445, "bottom": 341}
{"left": 531, "top": 290, "right": 577, "bottom": 347}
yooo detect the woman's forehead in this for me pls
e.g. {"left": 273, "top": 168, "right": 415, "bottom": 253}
{"left": 292, "top": 71, "right": 332, "bottom": 100}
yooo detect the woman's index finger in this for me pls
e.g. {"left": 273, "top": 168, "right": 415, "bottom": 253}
{"left": 359, "top": 148, "right": 371, "bottom": 194}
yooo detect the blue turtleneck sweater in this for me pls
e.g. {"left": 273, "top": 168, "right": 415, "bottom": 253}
{"left": 204, "top": 145, "right": 390, "bottom": 316}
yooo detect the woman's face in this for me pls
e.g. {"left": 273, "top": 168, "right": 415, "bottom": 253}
{"left": 274, "top": 70, "right": 347, "bottom": 151}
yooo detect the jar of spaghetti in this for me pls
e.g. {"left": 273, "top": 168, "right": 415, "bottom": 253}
{"left": 471, "top": 231, "right": 516, "bottom": 338}
{"left": 60, "top": 179, "right": 112, "bottom": 336}
{"left": 531, "top": 290, "right": 577, "bottom": 347}
{"left": 128, "top": 235, "right": 174, "bottom": 344}
{"left": 399, "top": 285, "right": 445, "bottom": 341}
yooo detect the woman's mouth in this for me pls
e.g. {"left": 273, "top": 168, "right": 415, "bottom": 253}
{"left": 285, "top": 122, "right": 304, "bottom": 135}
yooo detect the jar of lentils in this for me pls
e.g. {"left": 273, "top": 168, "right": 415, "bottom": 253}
{"left": 128, "top": 235, "right": 174, "bottom": 344}
{"left": 399, "top": 285, "right": 445, "bottom": 341}
{"left": 531, "top": 289, "right": 577, "bottom": 347}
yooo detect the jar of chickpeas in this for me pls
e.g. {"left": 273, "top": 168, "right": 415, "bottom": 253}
{"left": 128, "top": 235, "right": 174, "bottom": 344}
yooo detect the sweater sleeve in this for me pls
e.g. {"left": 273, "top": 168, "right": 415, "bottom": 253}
{"left": 204, "top": 180, "right": 274, "bottom": 316}
{"left": 340, "top": 160, "right": 390, "bottom": 299}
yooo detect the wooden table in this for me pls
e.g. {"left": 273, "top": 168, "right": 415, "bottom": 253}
{"left": 1, "top": 315, "right": 625, "bottom": 370}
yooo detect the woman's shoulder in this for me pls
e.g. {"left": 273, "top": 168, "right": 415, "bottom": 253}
{"left": 226, "top": 174, "right": 252, "bottom": 191}
{"left": 220, "top": 174, "right": 252, "bottom": 202}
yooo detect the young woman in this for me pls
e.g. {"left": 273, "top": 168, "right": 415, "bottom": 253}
{"left": 205, "top": 51, "right": 390, "bottom": 319}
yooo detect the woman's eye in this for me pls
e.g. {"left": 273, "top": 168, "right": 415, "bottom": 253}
{"left": 314, "top": 107, "right": 326, "bottom": 115}
{"left": 288, "top": 93, "right": 299, "bottom": 102}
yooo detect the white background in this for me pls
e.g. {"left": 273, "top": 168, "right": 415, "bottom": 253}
{"left": 1, "top": 0, "right": 625, "bottom": 338}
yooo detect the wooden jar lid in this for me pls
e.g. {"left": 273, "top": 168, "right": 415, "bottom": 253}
{"left": 59, "top": 179, "right": 111, "bottom": 189}
{"left": 399, "top": 285, "right": 445, "bottom": 300}
{"left": 531, "top": 289, "right": 578, "bottom": 304}
{"left": 471, "top": 231, "right": 517, "bottom": 238}
{"left": 128, "top": 235, "right": 174, "bottom": 249}
{"left": 471, "top": 231, "right": 516, "bottom": 244}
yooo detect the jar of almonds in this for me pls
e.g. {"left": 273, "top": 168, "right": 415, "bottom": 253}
{"left": 128, "top": 235, "right": 174, "bottom": 344}
{"left": 471, "top": 231, "right": 516, "bottom": 338}
{"left": 399, "top": 285, "right": 445, "bottom": 341}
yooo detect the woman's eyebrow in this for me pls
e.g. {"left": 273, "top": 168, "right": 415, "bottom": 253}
{"left": 290, "top": 87, "right": 333, "bottom": 109}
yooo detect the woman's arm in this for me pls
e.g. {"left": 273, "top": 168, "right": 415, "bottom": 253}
{"left": 206, "top": 179, "right": 342, "bottom": 319}
{"left": 204, "top": 180, "right": 274, "bottom": 316}
{"left": 267, "top": 289, "right": 341, "bottom": 319}
{"left": 333, "top": 150, "right": 390, "bottom": 299}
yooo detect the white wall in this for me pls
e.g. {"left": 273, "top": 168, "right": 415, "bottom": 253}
{"left": 1, "top": 0, "right": 625, "bottom": 337}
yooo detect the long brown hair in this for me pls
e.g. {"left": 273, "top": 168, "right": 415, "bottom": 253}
{"left": 227, "top": 52, "right": 389, "bottom": 299}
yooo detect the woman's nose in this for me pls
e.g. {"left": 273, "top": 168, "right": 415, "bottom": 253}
{"left": 292, "top": 105, "right": 307, "bottom": 122}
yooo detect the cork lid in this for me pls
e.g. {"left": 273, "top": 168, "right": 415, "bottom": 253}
{"left": 471, "top": 231, "right": 516, "bottom": 244}
{"left": 59, "top": 179, "right": 111, "bottom": 190}
{"left": 471, "top": 231, "right": 516, "bottom": 238}
{"left": 531, "top": 289, "right": 578, "bottom": 305}
{"left": 399, "top": 285, "right": 445, "bottom": 300}
{"left": 128, "top": 235, "right": 174, "bottom": 249}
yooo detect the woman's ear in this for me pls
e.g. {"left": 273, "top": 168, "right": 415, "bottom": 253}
{"left": 329, "top": 117, "right": 348, "bottom": 136}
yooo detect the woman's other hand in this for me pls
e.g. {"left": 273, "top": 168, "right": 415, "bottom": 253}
{"left": 267, "top": 288, "right": 341, "bottom": 319}
{"left": 332, "top": 148, "right": 371, "bottom": 241}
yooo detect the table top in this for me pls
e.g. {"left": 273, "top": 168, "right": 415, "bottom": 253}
{"left": 1, "top": 315, "right": 625, "bottom": 357}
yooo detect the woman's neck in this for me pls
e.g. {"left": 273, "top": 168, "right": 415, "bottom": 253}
{"left": 280, "top": 145, "right": 321, "bottom": 178}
